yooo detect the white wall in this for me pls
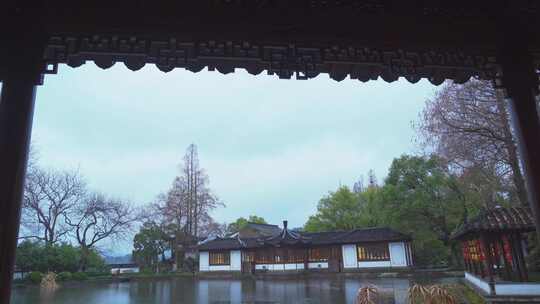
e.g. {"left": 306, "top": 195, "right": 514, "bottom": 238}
{"left": 358, "top": 261, "right": 391, "bottom": 268}
{"left": 465, "top": 272, "right": 540, "bottom": 296}
{"left": 342, "top": 244, "right": 357, "bottom": 268}
{"left": 199, "top": 250, "right": 241, "bottom": 272}
{"left": 110, "top": 267, "right": 140, "bottom": 274}
{"left": 230, "top": 250, "right": 241, "bottom": 271}
{"left": 496, "top": 283, "right": 540, "bottom": 296}
{"left": 343, "top": 242, "right": 409, "bottom": 269}
{"left": 308, "top": 262, "right": 329, "bottom": 269}
{"left": 465, "top": 272, "right": 491, "bottom": 294}
{"left": 389, "top": 242, "right": 407, "bottom": 267}
{"left": 255, "top": 263, "right": 305, "bottom": 271}
{"left": 200, "top": 251, "right": 210, "bottom": 271}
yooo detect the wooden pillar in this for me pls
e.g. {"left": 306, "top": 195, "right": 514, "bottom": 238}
{"left": 0, "top": 35, "right": 44, "bottom": 303}
{"left": 499, "top": 237, "right": 513, "bottom": 281}
{"left": 515, "top": 235, "right": 529, "bottom": 281}
{"left": 462, "top": 241, "right": 472, "bottom": 274}
{"left": 510, "top": 233, "right": 529, "bottom": 282}
{"left": 500, "top": 46, "right": 540, "bottom": 238}
{"left": 480, "top": 235, "right": 496, "bottom": 294}
{"left": 0, "top": 69, "right": 40, "bottom": 302}
{"left": 304, "top": 247, "right": 309, "bottom": 271}
{"left": 409, "top": 242, "right": 415, "bottom": 267}
{"left": 404, "top": 242, "right": 410, "bottom": 267}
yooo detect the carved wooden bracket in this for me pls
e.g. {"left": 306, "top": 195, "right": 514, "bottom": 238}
{"left": 41, "top": 35, "right": 501, "bottom": 86}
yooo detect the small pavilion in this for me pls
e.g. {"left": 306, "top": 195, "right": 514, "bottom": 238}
{"left": 452, "top": 207, "right": 540, "bottom": 299}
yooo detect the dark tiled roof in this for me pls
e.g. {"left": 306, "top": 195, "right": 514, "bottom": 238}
{"left": 244, "top": 222, "right": 281, "bottom": 236}
{"left": 259, "top": 225, "right": 312, "bottom": 246}
{"left": 451, "top": 207, "right": 535, "bottom": 240}
{"left": 198, "top": 227, "right": 411, "bottom": 251}
{"left": 198, "top": 237, "right": 243, "bottom": 250}
{"left": 332, "top": 227, "right": 411, "bottom": 244}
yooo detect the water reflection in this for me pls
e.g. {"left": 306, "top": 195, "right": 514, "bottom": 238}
{"left": 11, "top": 276, "right": 457, "bottom": 304}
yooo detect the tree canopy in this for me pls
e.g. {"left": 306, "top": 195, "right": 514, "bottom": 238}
{"left": 304, "top": 156, "right": 485, "bottom": 266}
{"left": 132, "top": 222, "right": 170, "bottom": 272}
{"left": 226, "top": 215, "right": 267, "bottom": 234}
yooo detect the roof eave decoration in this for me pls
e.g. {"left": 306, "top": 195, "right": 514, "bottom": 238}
{"left": 451, "top": 206, "right": 536, "bottom": 240}
{"left": 259, "top": 220, "right": 312, "bottom": 247}
{"left": 42, "top": 35, "right": 500, "bottom": 86}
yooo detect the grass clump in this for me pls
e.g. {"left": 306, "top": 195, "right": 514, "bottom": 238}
{"left": 56, "top": 271, "right": 72, "bottom": 281}
{"left": 28, "top": 271, "right": 43, "bottom": 284}
{"left": 71, "top": 272, "right": 88, "bottom": 281}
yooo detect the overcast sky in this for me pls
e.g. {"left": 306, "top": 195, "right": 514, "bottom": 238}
{"left": 30, "top": 64, "right": 437, "bottom": 254}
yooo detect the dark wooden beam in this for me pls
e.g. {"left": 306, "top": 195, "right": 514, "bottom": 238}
{"left": 500, "top": 46, "right": 540, "bottom": 239}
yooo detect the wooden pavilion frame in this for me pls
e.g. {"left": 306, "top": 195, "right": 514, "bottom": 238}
{"left": 1, "top": 1, "right": 540, "bottom": 302}
{"left": 452, "top": 207, "right": 538, "bottom": 298}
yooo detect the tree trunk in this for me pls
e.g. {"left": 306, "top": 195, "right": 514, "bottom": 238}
{"left": 79, "top": 246, "right": 90, "bottom": 272}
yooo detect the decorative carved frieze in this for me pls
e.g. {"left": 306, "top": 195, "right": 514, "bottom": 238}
{"left": 213, "top": 0, "right": 537, "bottom": 16}
{"left": 42, "top": 35, "right": 499, "bottom": 86}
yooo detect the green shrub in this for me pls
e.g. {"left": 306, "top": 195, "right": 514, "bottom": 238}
{"left": 141, "top": 269, "right": 154, "bottom": 275}
{"left": 28, "top": 271, "right": 43, "bottom": 284}
{"left": 85, "top": 271, "right": 110, "bottom": 278}
{"left": 71, "top": 272, "right": 88, "bottom": 281}
{"left": 57, "top": 271, "right": 72, "bottom": 281}
{"left": 183, "top": 257, "right": 197, "bottom": 272}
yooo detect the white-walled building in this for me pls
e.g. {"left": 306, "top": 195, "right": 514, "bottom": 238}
{"left": 198, "top": 221, "right": 413, "bottom": 273}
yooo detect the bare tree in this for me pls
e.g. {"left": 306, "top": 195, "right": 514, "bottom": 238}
{"left": 22, "top": 167, "right": 85, "bottom": 244}
{"left": 65, "top": 192, "right": 138, "bottom": 271}
{"left": 144, "top": 144, "right": 224, "bottom": 270}
{"left": 158, "top": 144, "right": 223, "bottom": 238}
{"left": 197, "top": 214, "right": 227, "bottom": 239}
{"left": 416, "top": 79, "right": 527, "bottom": 206}
{"left": 152, "top": 177, "right": 188, "bottom": 230}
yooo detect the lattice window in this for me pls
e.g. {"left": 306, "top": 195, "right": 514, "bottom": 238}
{"left": 287, "top": 249, "right": 306, "bottom": 263}
{"left": 465, "top": 240, "right": 485, "bottom": 262}
{"left": 274, "top": 248, "right": 286, "bottom": 263}
{"left": 255, "top": 249, "right": 274, "bottom": 264}
{"left": 357, "top": 243, "right": 390, "bottom": 261}
{"left": 242, "top": 250, "right": 255, "bottom": 262}
{"left": 209, "top": 251, "right": 230, "bottom": 265}
{"left": 309, "top": 247, "right": 330, "bottom": 262}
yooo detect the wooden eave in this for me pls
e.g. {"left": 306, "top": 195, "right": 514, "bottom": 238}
{"left": 1, "top": 1, "right": 539, "bottom": 85}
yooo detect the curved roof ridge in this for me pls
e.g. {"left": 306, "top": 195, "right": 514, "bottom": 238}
{"left": 247, "top": 222, "right": 279, "bottom": 227}
{"left": 451, "top": 206, "right": 535, "bottom": 240}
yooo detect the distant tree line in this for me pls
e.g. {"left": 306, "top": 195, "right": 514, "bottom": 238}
{"left": 225, "top": 215, "right": 267, "bottom": 235}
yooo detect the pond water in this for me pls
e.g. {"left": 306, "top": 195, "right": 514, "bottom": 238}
{"left": 11, "top": 276, "right": 459, "bottom": 304}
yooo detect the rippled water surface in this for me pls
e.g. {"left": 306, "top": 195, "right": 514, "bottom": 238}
{"left": 11, "top": 276, "right": 458, "bottom": 304}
